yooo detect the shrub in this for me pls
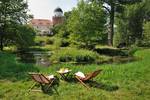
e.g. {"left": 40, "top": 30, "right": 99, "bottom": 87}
{"left": 46, "top": 37, "right": 54, "bottom": 45}
{"left": 54, "top": 38, "right": 69, "bottom": 47}
{"left": 60, "top": 39, "right": 70, "bottom": 47}
{"left": 54, "top": 38, "right": 62, "bottom": 48}
{"left": 35, "top": 36, "right": 51, "bottom": 45}
{"left": 94, "top": 47, "right": 128, "bottom": 56}
{"left": 128, "top": 45, "right": 139, "bottom": 56}
{"left": 138, "top": 22, "right": 150, "bottom": 47}
{"left": 50, "top": 48, "right": 101, "bottom": 64}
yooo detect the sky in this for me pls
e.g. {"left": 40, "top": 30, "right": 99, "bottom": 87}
{"left": 28, "top": 0, "right": 78, "bottom": 20}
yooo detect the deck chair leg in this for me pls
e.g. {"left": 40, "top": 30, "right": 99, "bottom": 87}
{"left": 46, "top": 80, "right": 54, "bottom": 91}
{"left": 29, "top": 83, "right": 42, "bottom": 92}
{"left": 28, "top": 82, "right": 37, "bottom": 92}
{"left": 75, "top": 76, "right": 90, "bottom": 89}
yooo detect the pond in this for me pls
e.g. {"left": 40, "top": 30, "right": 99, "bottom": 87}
{"left": 16, "top": 51, "right": 51, "bottom": 67}
{"left": 108, "top": 56, "right": 138, "bottom": 64}
{"left": 16, "top": 49, "right": 138, "bottom": 67}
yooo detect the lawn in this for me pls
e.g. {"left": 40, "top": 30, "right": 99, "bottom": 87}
{"left": 0, "top": 49, "right": 150, "bottom": 100}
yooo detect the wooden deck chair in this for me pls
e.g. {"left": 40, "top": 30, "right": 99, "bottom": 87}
{"left": 75, "top": 69, "right": 102, "bottom": 89}
{"left": 28, "top": 72, "right": 56, "bottom": 93}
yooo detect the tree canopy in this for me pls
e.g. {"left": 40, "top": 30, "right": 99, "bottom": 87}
{"left": 0, "top": 0, "right": 34, "bottom": 50}
{"left": 67, "top": 0, "right": 106, "bottom": 49}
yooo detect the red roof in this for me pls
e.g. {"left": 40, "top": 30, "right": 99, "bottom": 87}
{"left": 30, "top": 19, "right": 52, "bottom": 26}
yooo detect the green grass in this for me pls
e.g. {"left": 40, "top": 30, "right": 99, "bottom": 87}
{"left": 0, "top": 49, "right": 150, "bottom": 100}
{"left": 34, "top": 36, "right": 50, "bottom": 43}
{"left": 50, "top": 47, "right": 110, "bottom": 64}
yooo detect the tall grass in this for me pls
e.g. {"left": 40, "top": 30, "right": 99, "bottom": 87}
{"left": 0, "top": 52, "right": 39, "bottom": 81}
{"left": 50, "top": 48, "right": 109, "bottom": 64}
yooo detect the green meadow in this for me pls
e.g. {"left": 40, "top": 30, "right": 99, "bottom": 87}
{"left": 0, "top": 49, "right": 150, "bottom": 100}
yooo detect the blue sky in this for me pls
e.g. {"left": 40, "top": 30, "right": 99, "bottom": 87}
{"left": 28, "top": 0, "right": 78, "bottom": 20}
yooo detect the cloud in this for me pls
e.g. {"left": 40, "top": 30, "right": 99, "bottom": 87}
{"left": 28, "top": 0, "right": 77, "bottom": 19}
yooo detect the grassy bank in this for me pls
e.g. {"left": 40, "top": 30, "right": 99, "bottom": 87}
{"left": 0, "top": 49, "right": 150, "bottom": 100}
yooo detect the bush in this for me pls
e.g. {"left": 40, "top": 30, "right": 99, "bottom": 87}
{"left": 50, "top": 48, "right": 101, "bottom": 64}
{"left": 35, "top": 36, "right": 51, "bottom": 45}
{"left": 128, "top": 45, "right": 139, "bottom": 56}
{"left": 54, "top": 38, "right": 62, "bottom": 48}
{"left": 94, "top": 47, "right": 128, "bottom": 56}
{"left": 139, "top": 22, "right": 150, "bottom": 47}
{"left": 54, "top": 38, "right": 69, "bottom": 47}
{"left": 46, "top": 37, "right": 54, "bottom": 45}
{"left": 60, "top": 39, "right": 70, "bottom": 47}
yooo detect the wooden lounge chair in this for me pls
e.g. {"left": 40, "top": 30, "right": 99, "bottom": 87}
{"left": 75, "top": 69, "right": 102, "bottom": 89}
{"left": 28, "top": 72, "right": 58, "bottom": 93}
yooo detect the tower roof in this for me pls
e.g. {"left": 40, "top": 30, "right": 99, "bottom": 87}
{"left": 54, "top": 7, "right": 63, "bottom": 13}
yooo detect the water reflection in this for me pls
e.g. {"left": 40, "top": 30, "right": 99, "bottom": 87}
{"left": 17, "top": 51, "right": 51, "bottom": 67}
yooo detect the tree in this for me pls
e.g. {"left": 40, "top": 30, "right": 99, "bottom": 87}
{"left": 5, "top": 24, "right": 36, "bottom": 49}
{"left": 51, "top": 11, "right": 72, "bottom": 37}
{"left": 67, "top": 0, "right": 106, "bottom": 49}
{"left": 142, "top": 22, "right": 150, "bottom": 46}
{"left": 143, "top": 0, "right": 150, "bottom": 22}
{"left": 127, "top": 3, "right": 145, "bottom": 44}
{"left": 114, "top": 0, "right": 150, "bottom": 46}
{"left": 89, "top": 0, "right": 142, "bottom": 46}
{"left": 0, "top": 0, "right": 31, "bottom": 50}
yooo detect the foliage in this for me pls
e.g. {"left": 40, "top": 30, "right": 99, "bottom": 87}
{"left": 50, "top": 48, "right": 107, "bottom": 64}
{"left": 1, "top": 24, "right": 36, "bottom": 50}
{"left": 127, "top": 45, "right": 139, "bottom": 56}
{"left": 12, "top": 25, "right": 36, "bottom": 49}
{"left": 34, "top": 36, "right": 51, "bottom": 46}
{"left": 143, "top": 0, "right": 150, "bottom": 21}
{"left": 114, "top": 0, "right": 150, "bottom": 46}
{"left": 53, "top": 37, "right": 69, "bottom": 48}
{"left": 51, "top": 14, "right": 71, "bottom": 48}
{"left": 114, "top": 7, "right": 129, "bottom": 47}
{"left": 67, "top": 0, "right": 106, "bottom": 49}
{"left": 141, "top": 22, "right": 150, "bottom": 47}
{"left": 0, "top": 52, "right": 38, "bottom": 81}
{"left": 127, "top": 3, "right": 145, "bottom": 43}
{"left": 89, "top": 0, "right": 142, "bottom": 46}
{"left": 51, "top": 24, "right": 64, "bottom": 35}
{"left": 46, "top": 38, "right": 55, "bottom": 45}
{"left": 0, "top": 0, "right": 32, "bottom": 50}
{"left": 94, "top": 47, "right": 129, "bottom": 56}
{"left": 51, "top": 10, "right": 72, "bottom": 36}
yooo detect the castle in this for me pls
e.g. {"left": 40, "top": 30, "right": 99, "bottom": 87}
{"left": 30, "top": 7, "right": 64, "bottom": 35}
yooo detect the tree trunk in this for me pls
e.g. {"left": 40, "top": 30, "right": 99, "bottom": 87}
{"left": 108, "top": 1, "right": 115, "bottom": 46}
{"left": 0, "top": 34, "right": 3, "bottom": 51}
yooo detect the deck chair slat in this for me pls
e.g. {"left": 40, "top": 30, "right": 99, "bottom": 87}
{"left": 29, "top": 73, "right": 56, "bottom": 93}
{"left": 75, "top": 69, "right": 102, "bottom": 89}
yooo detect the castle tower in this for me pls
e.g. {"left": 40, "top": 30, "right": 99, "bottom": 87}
{"left": 52, "top": 7, "right": 64, "bottom": 25}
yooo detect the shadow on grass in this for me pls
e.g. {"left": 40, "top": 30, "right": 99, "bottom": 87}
{"left": 43, "top": 76, "right": 60, "bottom": 95}
{"left": 59, "top": 76, "right": 119, "bottom": 92}
{"left": 88, "top": 80, "right": 119, "bottom": 91}
{"left": 41, "top": 84, "right": 60, "bottom": 96}
{"left": 0, "top": 52, "right": 39, "bottom": 81}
